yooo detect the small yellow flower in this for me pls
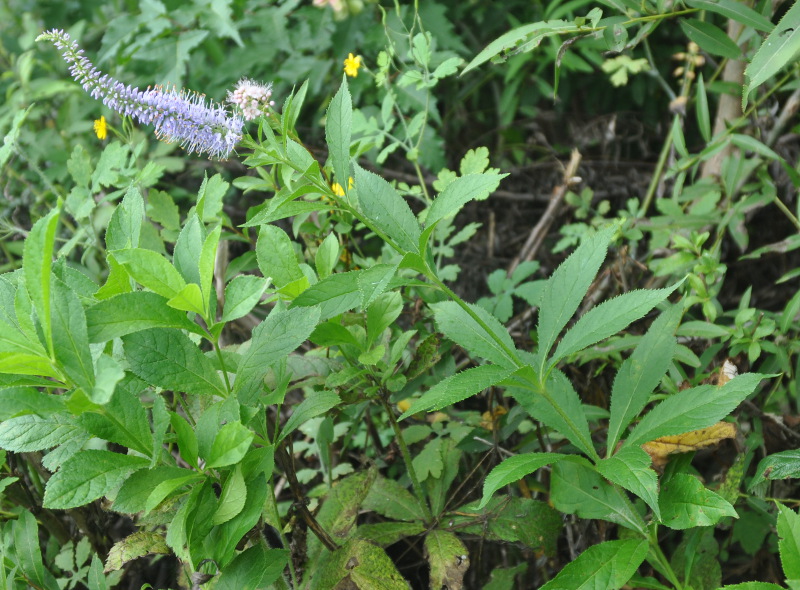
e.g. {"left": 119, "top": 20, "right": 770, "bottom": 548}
{"left": 93, "top": 116, "right": 107, "bottom": 140}
{"left": 343, "top": 53, "right": 363, "bottom": 77}
{"left": 331, "top": 177, "right": 354, "bottom": 197}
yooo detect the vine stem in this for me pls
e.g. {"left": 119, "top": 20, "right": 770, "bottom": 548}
{"left": 379, "top": 396, "right": 434, "bottom": 524}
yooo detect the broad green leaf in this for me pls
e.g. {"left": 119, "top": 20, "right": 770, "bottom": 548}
{"left": 539, "top": 539, "right": 648, "bottom": 590}
{"left": 366, "top": 291, "right": 402, "bottom": 347}
{"left": 607, "top": 305, "right": 680, "bottom": 451}
{"left": 779, "top": 504, "right": 800, "bottom": 579}
{"left": 91, "top": 354, "right": 125, "bottom": 405}
{"left": 552, "top": 283, "right": 679, "bottom": 364}
{"left": 315, "top": 232, "right": 340, "bottom": 280}
{"left": 145, "top": 474, "right": 204, "bottom": 514}
{"left": 670, "top": 529, "right": 721, "bottom": 590}
{"left": 110, "top": 248, "right": 187, "bottom": 300}
{"left": 426, "top": 173, "right": 507, "bottom": 226}
{"left": 209, "top": 474, "right": 269, "bottom": 567}
{"left": 425, "top": 530, "right": 469, "bottom": 590}
{"left": 0, "top": 413, "right": 87, "bottom": 452}
{"left": 660, "top": 473, "right": 736, "bottom": 529}
{"left": 221, "top": 275, "right": 269, "bottom": 322}
{"left": 598, "top": 446, "right": 661, "bottom": 520}
{"left": 13, "top": 510, "right": 59, "bottom": 590}
{"left": 624, "top": 373, "right": 764, "bottom": 448}
{"left": 216, "top": 545, "right": 289, "bottom": 590}
{"left": 0, "top": 352, "right": 58, "bottom": 377}
{"left": 86, "top": 291, "right": 199, "bottom": 342}
{"left": 278, "top": 390, "right": 340, "bottom": 443}
{"left": 196, "top": 173, "right": 228, "bottom": 223}
{"left": 146, "top": 190, "right": 180, "bottom": 231}
{"left": 354, "top": 522, "right": 426, "bottom": 547}
{"left": 686, "top": 0, "right": 773, "bottom": 32}
{"left": 43, "top": 449, "right": 149, "bottom": 509}
{"left": 171, "top": 412, "right": 199, "bottom": 469}
{"left": 306, "top": 538, "right": 407, "bottom": 590}
{"left": 750, "top": 450, "right": 800, "bottom": 489}
{"left": 112, "top": 466, "right": 196, "bottom": 513}
{"left": 679, "top": 19, "right": 741, "bottom": 60}
{"left": 105, "top": 185, "right": 143, "bottom": 251}
{"left": 354, "top": 164, "right": 421, "bottom": 253}
{"left": 363, "top": 475, "right": 426, "bottom": 521}
{"left": 213, "top": 465, "right": 247, "bottom": 525}
{"left": 166, "top": 282, "right": 205, "bottom": 315}
{"left": 173, "top": 213, "right": 205, "bottom": 286}
{"left": 462, "top": 20, "right": 576, "bottom": 75}
{"left": 358, "top": 262, "right": 398, "bottom": 308}
{"left": 326, "top": 77, "right": 352, "bottom": 192}
{"left": 479, "top": 452, "right": 564, "bottom": 509}
{"left": 551, "top": 458, "right": 646, "bottom": 533}
{"left": 744, "top": 1, "right": 800, "bottom": 107}
{"left": 256, "top": 224, "right": 304, "bottom": 288}
{"left": 291, "top": 271, "right": 363, "bottom": 320}
{"left": 0, "top": 387, "right": 65, "bottom": 420}
{"left": 432, "top": 301, "right": 518, "bottom": 368}
{"left": 23, "top": 207, "right": 60, "bottom": 355}
{"left": 104, "top": 531, "right": 169, "bottom": 573}
{"left": 77, "top": 387, "right": 153, "bottom": 456}
{"left": 513, "top": 368, "right": 596, "bottom": 459}
{"left": 123, "top": 328, "right": 227, "bottom": 396}
{"left": 51, "top": 278, "right": 95, "bottom": 393}
{"left": 537, "top": 226, "right": 614, "bottom": 371}
{"left": 206, "top": 421, "right": 254, "bottom": 468}
{"left": 234, "top": 306, "right": 321, "bottom": 405}
{"left": 399, "top": 364, "right": 515, "bottom": 420}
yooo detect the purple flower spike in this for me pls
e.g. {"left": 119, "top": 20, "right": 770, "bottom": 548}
{"left": 37, "top": 29, "right": 244, "bottom": 160}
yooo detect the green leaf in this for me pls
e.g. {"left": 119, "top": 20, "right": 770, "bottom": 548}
{"left": 23, "top": 207, "right": 60, "bottom": 355}
{"left": 315, "top": 232, "right": 340, "bottom": 280}
{"left": 51, "top": 278, "right": 95, "bottom": 392}
{"left": 537, "top": 226, "right": 614, "bottom": 370}
{"left": 366, "top": 291, "right": 402, "bottom": 347}
{"left": 363, "top": 475, "right": 426, "bottom": 521}
{"left": 425, "top": 530, "right": 469, "bottom": 590}
{"left": 196, "top": 173, "right": 229, "bottom": 223}
{"left": 171, "top": 412, "right": 200, "bottom": 469}
{"left": 256, "top": 225, "right": 305, "bottom": 288}
{"left": 696, "top": 74, "right": 711, "bottom": 142}
{"left": 0, "top": 387, "right": 65, "bottom": 420}
{"left": 679, "top": 19, "right": 741, "bottom": 60}
{"left": 426, "top": 173, "right": 507, "bottom": 226}
{"left": 0, "top": 413, "right": 87, "bottom": 452}
{"left": 43, "top": 449, "right": 149, "bottom": 509}
{"left": 552, "top": 283, "right": 679, "bottom": 364}
{"left": 306, "top": 538, "right": 407, "bottom": 590}
{"left": 217, "top": 545, "right": 289, "bottom": 590}
{"left": 77, "top": 386, "right": 153, "bottom": 455}
{"left": 209, "top": 473, "right": 269, "bottom": 567}
{"left": 234, "top": 306, "right": 321, "bottom": 405}
{"left": 718, "top": 584, "right": 785, "bottom": 589}
{"left": 551, "top": 458, "right": 646, "bottom": 533}
{"left": 112, "top": 466, "right": 197, "bottom": 513}
{"left": 598, "top": 446, "right": 661, "bottom": 520}
{"left": 278, "top": 390, "right": 340, "bottom": 443}
{"left": 146, "top": 190, "right": 180, "bottom": 231}
{"left": 326, "top": 77, "right": 353, "bottom": 191}
{"left": 660, "top": 473, "right": 736, "bottom": 529}
{"left": 86, "top": 291, "right": 199, "bottom": 342}
{"left": 221, "top": 275, "right": 269, "bottom": 322}
{"left": 624, "top": 373, "right": 765, "bottom": 448}
{"left": 173, "top": 213, "right": 205, "bottom": 286}
{"left": 110, "top": 248, "right": 187, "bottom": 300}
{"left": 432, "top": 301, "right": 518, "bottom": 368}
{"left": 166, "top": 282, "right": 205, "bottom": 315}
{"left": 686, "top": 0, "right": 773, "bottom": 32}
{"left": 354, "top": 164, "right": 421, "bottom": 253}
{"left": 750, "top": 450, "right": 800, "bottom": 489}
{"left": 104, "top": 531, "right": 170, "bottom": 573}
{"left": 607, "top": 305, "right": 680, "bottom": 451}
{"left": 205, "top": 421, "right": 254, "bottom": 469}
{"left": 479, "top": 452, "right": 564, "bottom": 509}
{"left": 399, "top": 364, "right": 514, "bottom": 419}
{"left": 105, "top": 185, "right": 143, "bottom": 251}
{"left": 779, "top": 504, "right": 800, "bottom": 579}
{"left": 123, "top": 328, "right": 227, "bottom": 396}
{"left": 13, "top": 509, "right": 59, "bottom": 590}
{"left": 145, "top": 474, "right": 204, "bottom": 515}
{"left": 291, "top": 271, "right": 363, "bottom": 320}
{"left": 354, "top": 522, "right": 426, "bottom": 547}
{"left": 539, "top": 539, "right": 649, "bottom": 590}
{"left": 214, "top": 465, "right": 247, "bottom": 525}
{"left": 0, "top": 105, "right": 32, "bottom": 169}
{"left": 744, "top": 2, "right": 800, "bottom": 107}
{"left": 199, "top": 224, "right": 222, "bottom": 311}
{"left": 91, "top": 354, "right": 125, "bottom": 405}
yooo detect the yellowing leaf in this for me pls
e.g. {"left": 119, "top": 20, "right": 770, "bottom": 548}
{"left": 642, "top": 421, "right": 736, "bottom": 469}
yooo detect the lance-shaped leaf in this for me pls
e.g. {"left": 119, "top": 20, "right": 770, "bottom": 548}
{"left": 479, "top": 452, "right": 564, "bottom": 509}
{"left": 23, "top": 207, "right": 60, "bottom": 354}
{"left": 539, "top": 538, "right": 648, "bottom": 590}
{"left": 432, "top": 301, "right": 518, "bottom": 368}
{"left": 326, "top": 76, "right": 352, "bottom": 192}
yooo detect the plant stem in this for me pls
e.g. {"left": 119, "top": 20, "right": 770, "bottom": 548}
{"left": 266, "top": 482, "right": 299, "bottom": 588}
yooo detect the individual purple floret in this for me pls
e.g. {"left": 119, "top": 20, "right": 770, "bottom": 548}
{"left": 36, "top": 29, "right": 244, "bottom": 160}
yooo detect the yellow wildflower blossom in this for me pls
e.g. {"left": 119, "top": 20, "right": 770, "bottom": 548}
{"left": 344, "top": 53, "right": 362, "bottom": 77}
{"left": 331, "top": 177, "right": 354, "bottom": 197}
{"left": 93, "top": 115, "right": 107, "bottom": 140}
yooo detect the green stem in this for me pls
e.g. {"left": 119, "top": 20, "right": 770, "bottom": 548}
{"left": 379, "top": 396, "right": 434, "bottom": 523}
{"left": 266, "top": 482, "right": 299, "bottom": 588}
{"left": 648, "top": 529, "right": 683, "bottom": 589}
{"left": 214, "top": 340, "right": 233, "bottom": 395}
{"left": 638, "top": 115, "right": 678, "bottom": 217}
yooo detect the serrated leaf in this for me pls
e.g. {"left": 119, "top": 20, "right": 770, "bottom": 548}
{"left": 214, "top": 465, "right": 247, "bottom": 525}
{"left": 642, "top": 421, "right": 736, "bottom": 470}
{"left": 426, "top": 173, "right": 507, "bottom": 226}
{"left": 291, "top": 271, "right": 363, "bottom": 320}
{"left": 13, "top": 509, "right": 59, "bottom": 590}
{"left": 552, "top": 283, "right": 679, "bottom": 365}
{"left": 256, "top": 225, "right": 305, "bottom": 289}
{"left": 43, "top": 450, "right": 149, "bottom": 509}
{"left": 278, "top": 390, "right": 339, "bottom": 443}
{"left": 539, "top": 539, "right": 648, "bottom": 590}
{"left": 354, "top": 164, "right": 421, "bottom": 253}
{"left": 51, "top": 278, "right": 95, "bottom": 392}
{"left": 363, "top": 475, "right": 426, "bottom": 521}
{"left": 123, "top": 328, "right": 227, "bottom": 396}
{"left": 112, "top": 466, "right": 197, "bottom": 513}
{"left": 110, "top": 248, "right": 186, "bottom": 300}
{"left": 86, "top": 291, "right": 199, "bottom": 342}
{"left": 598, "top": 446, "right": 661, "bottom": 520}
{"left": 78, "top": 387, "right": 153, "bottom": 455}
{"left": 425, "top": 530, "right": 469, "bottom": 590}
{"left": 432, "top": 301, "right": 518, "bottom": 368}
{"left": 216, "top": 545, "right": 289, "bottom": 590}
{"left": 686, "top": 0, "right": 773, "bottom": 32}
{"left": 206, "top": 421, "right": 254, "bottom": 469}
{"left": 327, "top": 77, "right": 352, "bottom": 191}
{"left": 105, "top": 186, "right": 143, "bottom": 251}
{"left": 779, "top": 504, "right": 800, "bottom": 579}
{"left": 23, "top": 207, "right": 60, "bottom": 355}
{"left": 104, "top": 531, "right": 169, "bottom": 573}
{"left": 221, "top": 275, "right": 269, "bottom": 322}
{"left": 750, "top": 450, "right": 800, "bottom": 489}
{"left": 0, "top": 413, "right": 87, "bottom": 452}
{"left": 479, "top": 452, "right": 564, "bottom": 509}
{"left": 660, "top": 473, "right": 737, "bottom": 529}
{"left": 196, "top": 173, "right": 228, "bottom": 223}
